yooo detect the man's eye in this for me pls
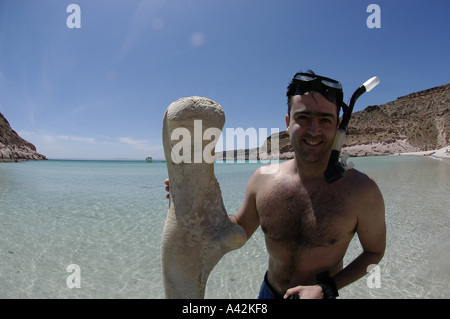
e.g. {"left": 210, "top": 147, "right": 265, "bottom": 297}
{"left": 320, "top": 118, "right": 332, "bottom": 124}
{"left": 296, "top": 115, "right": 309, "bottom": 121}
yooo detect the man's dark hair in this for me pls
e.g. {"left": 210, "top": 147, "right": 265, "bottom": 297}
{"left": 286, "top": 70, "right": 316, "bottom": 117}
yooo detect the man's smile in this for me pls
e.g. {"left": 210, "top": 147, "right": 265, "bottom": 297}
{"left": 303, "top": 139, "right": 322, "bottom": 146}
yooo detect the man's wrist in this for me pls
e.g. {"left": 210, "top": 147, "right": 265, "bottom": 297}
{"left": 316, "top": 271, "right": 339, "bottom": 299}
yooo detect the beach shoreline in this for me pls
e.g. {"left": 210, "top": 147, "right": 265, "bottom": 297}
{"left": 397, "top": 145, "right": 450, "bottom": 160}
{"left": 336, "top": 141, "right": 450, "bottom": 160}
{"left": 216, "top": 143, "right": 450, "bottom": 161}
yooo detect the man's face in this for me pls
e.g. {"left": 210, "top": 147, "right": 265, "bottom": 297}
{"left": 286, "top": 92, "right": 339, "bottom": 164}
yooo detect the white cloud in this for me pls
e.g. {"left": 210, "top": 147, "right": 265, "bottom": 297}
{"left": 58, "top": 135, "right": 97, "bottom": 144}
{"left": 118, "top": 137, "right": 155, "bottom": 152}
{"left": 17, "top": 131, "right": 164, "bottom": 160}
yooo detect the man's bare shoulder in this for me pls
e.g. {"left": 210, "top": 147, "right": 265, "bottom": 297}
{"left": 246, "top": 160, "right": 294, "bottom": 192}
{"left": 251, "top": 160, "right": 294, "bottom": 180}
{"left": 343, "top": 168, "right": 385, "bottom": 213}
{"left": 342, "top": 168, "right": 380, "bottom": 191}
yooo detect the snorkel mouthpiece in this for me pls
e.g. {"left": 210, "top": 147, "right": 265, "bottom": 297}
{"left": 324, "top": 76, "right": 380, "bottom": 183}
{"left": 363, "top": 76, "right": 381, "bottom": 92}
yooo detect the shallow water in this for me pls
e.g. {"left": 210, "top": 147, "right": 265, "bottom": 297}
{"left": 0, "top": 157, "right": 448, "bottom": 298}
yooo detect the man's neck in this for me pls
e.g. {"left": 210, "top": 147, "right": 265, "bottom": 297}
{"left": 293, "top": 154, "right": 330, "bottom": 182}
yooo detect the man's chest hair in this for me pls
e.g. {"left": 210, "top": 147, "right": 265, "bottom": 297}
{"left": 258, "top": 182, "right": 353, "bottom": 248}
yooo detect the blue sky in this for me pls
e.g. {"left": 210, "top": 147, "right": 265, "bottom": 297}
{"left": 0, "top": 0, "right": 449, "bottom": 160}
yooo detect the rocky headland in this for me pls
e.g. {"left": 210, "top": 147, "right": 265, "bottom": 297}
{"left": 0, "top": 112, "right": 47, "bottom": 162}
{"left": 216, "top": 83, "right": 449, "bottom": 160}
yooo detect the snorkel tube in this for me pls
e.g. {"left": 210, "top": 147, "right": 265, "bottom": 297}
{"left": 324, "top": 76, "right": 380, "bottom": 183}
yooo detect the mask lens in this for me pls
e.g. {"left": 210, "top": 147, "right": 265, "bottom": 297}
{"left": 294, "top": 74, "right": 316, "bottom": 82}
{"left": 322, "top": 79, "right": 342, "bottom": 89}
{"left": 322, "top": 91, "right": 337, "bottom": 105}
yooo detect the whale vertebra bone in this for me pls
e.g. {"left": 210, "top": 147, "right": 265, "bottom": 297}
{"left": 161, "top": 96, "right": 247, "bottom": 299}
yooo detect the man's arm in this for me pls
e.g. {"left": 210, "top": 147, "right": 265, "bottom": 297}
{"left": 230, "top": 167, "right": 262, "bottom": 239}
{"left": 333, "top": 176, "right": 386, "bottom": 290}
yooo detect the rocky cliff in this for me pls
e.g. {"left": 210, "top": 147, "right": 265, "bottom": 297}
{"left": 342, "top": 83, "right": 449, "bottom": 156}
{"left": 216, "top": 83, "right": 449, "bottom": 159}
{"left": 0, "top": 112, "right": 47, "bottom": 162}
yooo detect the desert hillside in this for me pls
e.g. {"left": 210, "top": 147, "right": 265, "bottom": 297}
{"left": 0, "top": 112, "right": 47, "bottom": 162}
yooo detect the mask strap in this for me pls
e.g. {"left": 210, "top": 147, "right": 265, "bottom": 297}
{"left": 310, "top": 78, "right": 323, "bottom": 92}
{"left": 340, "top": 102, "right": 349, "bottom": 116}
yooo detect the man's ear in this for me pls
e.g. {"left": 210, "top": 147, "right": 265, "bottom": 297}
{"left": 285, "top": 114, "right": 290, "bottom": 134}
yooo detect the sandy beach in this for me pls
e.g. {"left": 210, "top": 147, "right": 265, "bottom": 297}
{"left": 399, "top": 145, "right": 450, "bottom": 160}
{"left": 338, "top": 140, "right": 450, "bottom": 160}
{"left": 259, "top": 142, "right": 450, "bottom": 161}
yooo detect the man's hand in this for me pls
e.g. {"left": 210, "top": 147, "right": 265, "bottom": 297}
{"left": 164, "top": 179, "right": 170, "bottom": 199}
{"left": 283, "top": 285, "right": 324, "bottom": 299}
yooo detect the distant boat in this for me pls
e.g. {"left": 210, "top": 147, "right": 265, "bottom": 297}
{"left": 146, "top": 156, "right": 153, "bottom": 163}
{"left": 423, "top": 152, "right": 436, "bottom": 156}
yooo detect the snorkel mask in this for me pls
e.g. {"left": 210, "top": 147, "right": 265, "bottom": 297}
{"left": 290, "top": 72, "right": 380, "bottom": 183}
{"left": 292, "top": 73, "right": 344, "bottom": 108}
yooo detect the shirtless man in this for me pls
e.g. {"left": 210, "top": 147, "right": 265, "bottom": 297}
{"left": 165, "top": 71, "right": 386, "bottom": 299}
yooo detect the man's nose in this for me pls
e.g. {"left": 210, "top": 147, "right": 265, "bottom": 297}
{"left": 307, "top": 119, "right": 321, "bottom": 136}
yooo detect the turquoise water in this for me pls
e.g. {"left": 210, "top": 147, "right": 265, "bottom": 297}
{"left": 0, "top": 157, "right": 449, "bottom": 298}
